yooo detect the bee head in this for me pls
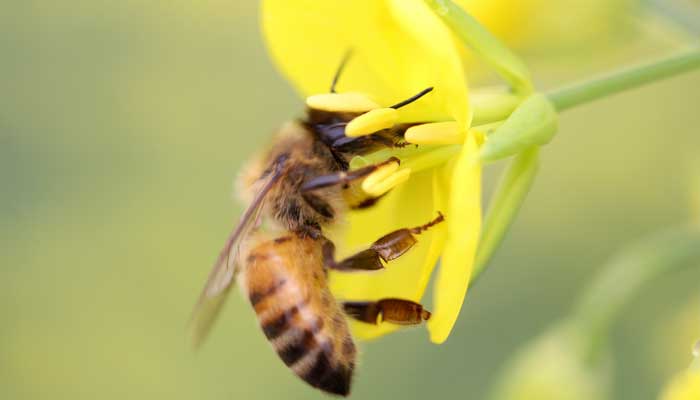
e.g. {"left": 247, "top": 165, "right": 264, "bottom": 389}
{"left": 305, "top": 51, "right": 433, "bottom": 137}
{"left": 305, "top": 87, "right": 433, "bottom": 137}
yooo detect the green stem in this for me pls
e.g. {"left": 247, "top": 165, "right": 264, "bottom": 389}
{"left": 471, "top": 147, "right": 539, "bottom": 284}
{"left": 573, "top": 225, "right": 700, "bottom": 359}
{"left": 470, "top": 50, "right": 700, "bottom": 286}
{"left": 547, "top": 48, "right": 700, "bottom": 111}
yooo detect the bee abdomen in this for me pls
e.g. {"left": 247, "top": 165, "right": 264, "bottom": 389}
{"left": 242, "top": 235, "right": 355, "bottom": 396}
{"left": 294, "top": 346, "right": 353, "bottom": 396}
{"left": 257, "top": 302, "right": 353, "bottom": 396}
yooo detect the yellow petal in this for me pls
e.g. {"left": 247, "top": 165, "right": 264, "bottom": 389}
{"left": 427, "top": 133, "right": 482, "bottom": 343}
{"left": 328, "top": 170, "right": 446, "bottom": 339}
{"left": 262, "top": 0, "right": 468, "bottom": 124}
{"left": 388, "top": 0, "right": 470, "bottom": 127}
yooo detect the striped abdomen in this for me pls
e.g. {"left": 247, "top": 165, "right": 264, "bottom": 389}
{"left": 240, "top": 234, "right": 356, "bottom": 396}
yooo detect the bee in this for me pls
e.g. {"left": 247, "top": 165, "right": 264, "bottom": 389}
{"left": 190, "top": 55, "right": 444, "bottom": 396}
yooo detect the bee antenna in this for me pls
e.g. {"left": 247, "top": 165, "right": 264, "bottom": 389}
{"left": 330, "top": 49, "right": 353, "bottom": 93}
{"left": 390, "top": 87, "right": 434, "bottom": 109}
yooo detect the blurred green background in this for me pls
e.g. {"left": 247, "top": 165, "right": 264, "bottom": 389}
{"left": 1, "top": 1, "right": 699, "bottom": 399}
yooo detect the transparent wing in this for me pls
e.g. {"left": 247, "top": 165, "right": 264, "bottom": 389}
{"left": 189, "top": 155, "right": 287, "bottom": 348}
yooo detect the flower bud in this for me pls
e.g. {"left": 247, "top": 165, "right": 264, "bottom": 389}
{"left": 490, "top": 323, "right": 610, "bottom": 400}
{"left": 658, "top": 350, "right": 700, "bottom": 400}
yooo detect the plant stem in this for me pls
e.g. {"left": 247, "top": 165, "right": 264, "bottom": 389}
{"left": 547, "top": 48, "right": 700, "bottom": 111}
{"left": 469, "top": 50, "right": 700, "bottom": 290}
{"left": 471, "top": 147, "right": 539, "bottom": 284}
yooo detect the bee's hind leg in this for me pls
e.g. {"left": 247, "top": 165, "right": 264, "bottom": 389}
{"left": 321, "top": 212, "right": 444, "bottom": 271}
{"left": 342, "top": 299, "right": 431, "bottom": 325}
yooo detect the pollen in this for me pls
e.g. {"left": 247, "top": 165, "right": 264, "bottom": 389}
{"left": 362, "top": 168, "right": 411, "bottom": 198}
{"left": 345, "top": 108, "right": 399, "bottom": 137}
{"left": 405, "top": 121, "right": 465, "bottom": 145}
{"left": 305, "top": 92, "right": 380, "bottom": 113}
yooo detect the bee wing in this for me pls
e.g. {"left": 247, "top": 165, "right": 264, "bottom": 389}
{"left": 189, "top": 154, "right": 287, "bottom": 348}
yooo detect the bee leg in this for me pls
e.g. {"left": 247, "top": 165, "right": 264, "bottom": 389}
{"left": 349, "top": 192, "right": 388, "bottom": 210}
{"left": 322, "top": 240, "right": 384, "bottom": 271}
{"left": 296, "top": 222, "right": 323, "bottom": 240}
{"left": 300, "top": 157, "right": 399, "bottom": 192}
{"left": 301, "top": 191, "right": 335, "bottom": 219}
{"left": 329, "top": 133, "right": 397, "bottom": 155}
{"left": 342, "top": 299, "right": 431, "bottom": 325}
{"left": 322, "top": 212, "right": 444, "bottom": 271}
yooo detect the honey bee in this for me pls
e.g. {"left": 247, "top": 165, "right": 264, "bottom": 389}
{"left": 190, "top": 56, "right": 444, "bottom": 396}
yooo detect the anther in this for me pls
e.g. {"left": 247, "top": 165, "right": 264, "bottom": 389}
{"left": 362, "top": 168, "right": 411, "bottom": 197}
{"left": 361, "top": 159, "right": 400, "bottom": 191}
{"left": 306, "top": 92, "right": 379, "bottom": 113}
{"left": 345, "top": 108, "right": 399, "bottom": 137}
{"left": 405, "top": 121, "right": 464, "bottom": 145}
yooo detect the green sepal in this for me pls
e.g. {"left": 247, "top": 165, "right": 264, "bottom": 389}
{"left": 471, "top": 89, "right": 521, "bottom": 126}
{"left": 479, "top": 93, "right": 558, "bottom": 162}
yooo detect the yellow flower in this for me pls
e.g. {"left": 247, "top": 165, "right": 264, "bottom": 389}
{"left": 659, "top": 349, "right": 700, "bottom": 400}
{"left": 262, "top": 0, "right": 481, "bottom": 343}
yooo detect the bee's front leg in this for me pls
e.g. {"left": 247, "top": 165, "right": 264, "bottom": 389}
{"left": 321, "top": 212, "right": 444, "bottom": 271}
{"left": 300, "top": 157, "right": 399, "bottom": 192}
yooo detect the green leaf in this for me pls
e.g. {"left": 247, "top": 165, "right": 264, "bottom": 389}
{"left": 422, "top": 0, "right": 533, "bottom": 94}
{"left": 472, "top": 147, "right": 539, "bottom": 283}
{"left": 479, "top": 93, "right": 558, "bottom": 162}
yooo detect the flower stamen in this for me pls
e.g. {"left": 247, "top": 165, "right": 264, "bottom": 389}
{"left": 345, "top": 87, "right": 434, "bottom": 137}
{"left": 345, "top": 108, "right": 399, "bottom": 137}
{"left": 405, "top": 121, "right": 464, "bottom": 145}
{"left": 361, "top": 158, "right": 399, "bottom": 188}
{"left": 362, "top": 167, "right": 412, "bottom": 197}
{"left": 306, "top": 92, "right": 379, "bottom": 113}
